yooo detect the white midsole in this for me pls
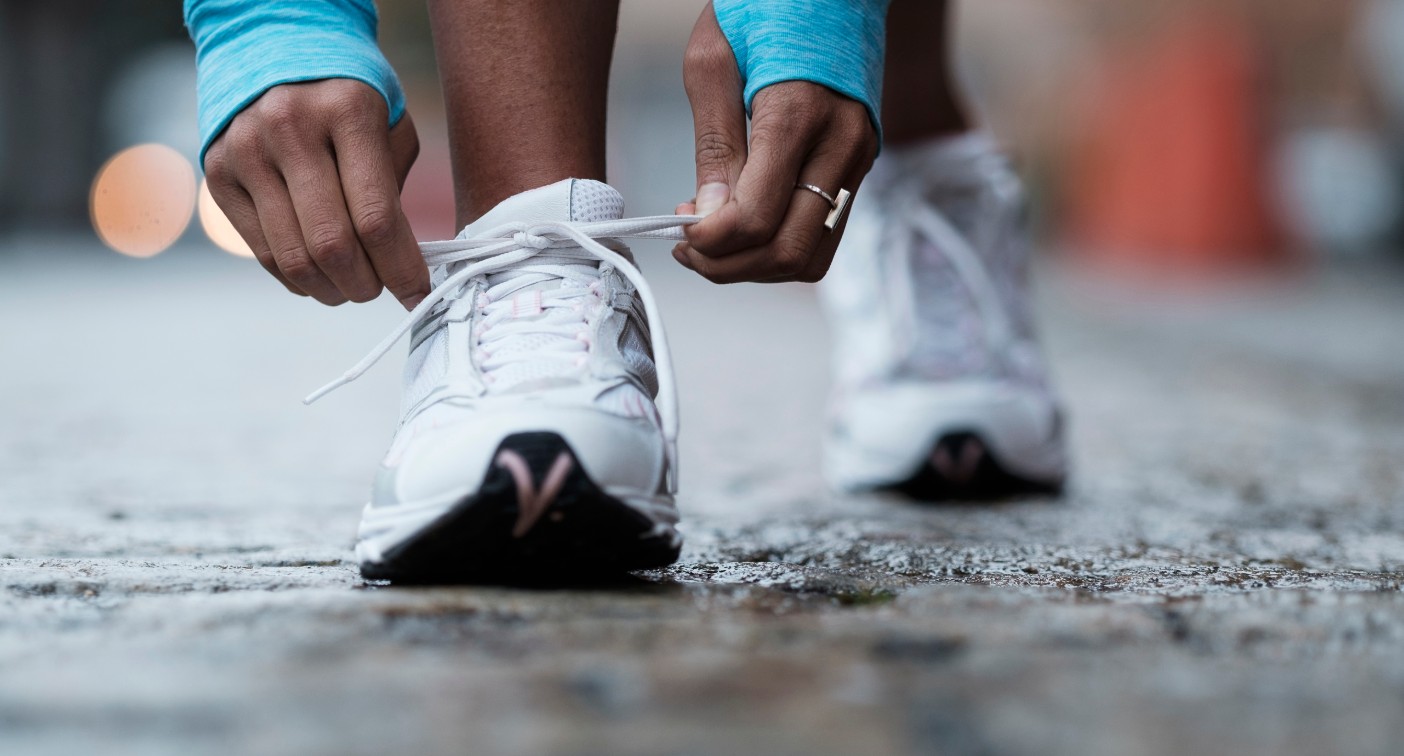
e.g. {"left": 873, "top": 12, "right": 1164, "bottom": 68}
{"left": 826, "top": 380, "right": 1068, "bottom": 491}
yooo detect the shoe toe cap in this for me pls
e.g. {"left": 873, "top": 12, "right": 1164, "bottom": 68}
{"left": 382, "top": 406, "right": 667, "bottom": 506}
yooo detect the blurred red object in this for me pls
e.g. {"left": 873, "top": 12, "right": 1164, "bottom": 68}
{"left": 400, "top": 137, "right": 458, "bottom": 242}
{"left": 1062, "top": 8, "right": 1289, "bottom": 275}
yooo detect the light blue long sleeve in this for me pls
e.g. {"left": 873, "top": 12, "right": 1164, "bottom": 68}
{"left": 184, "top": 0, "right": 406, "bottom": 166}
{"left": 185, "top": 1, "right": 886, "bottom": 166}
{"left": 712, "top": 0, "right": 891, "bottom": 141}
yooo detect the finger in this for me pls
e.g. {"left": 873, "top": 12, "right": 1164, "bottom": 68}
{"left": 247, "top": 174, "right": 345, "bottom": 305}
{"left": 672, "top": 198, "right": 697, "bottom": 269}
{"left": 281, "top": 151, "right": 383, "bottom": 303}
{"left": 685, "top": 91, "right": 820, "bottom": 259}
{"left": 683, "top": 2, "right": 748, "bottom": 219}
{"left": 677, "top": 199, "right": 820, "bottom": 283}
{"left": 794, "top": 162, "right": 868, "bottom": 283}
{"left": 205, "top": 144, "right": 306, "bottom": 296}
{"left": 332, "top": 117, "right": 430, "bottom": 310}
{"left": 679, "top": 140, "right": 854, "bottom": 284}
{"left": 209, "top": 180, "right": 306, "bottom": 296}
{"left": 671, "top": 243, "right": 697, "bottom": 272}
{"left": 387, "top": 112, "right": 420, "bottom": 190}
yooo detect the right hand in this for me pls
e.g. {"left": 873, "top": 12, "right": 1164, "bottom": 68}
{"left": 204, "top": 79, "right": 430, "bottom": 309}
{"left": 671, "top": 4, "right": 878, "bottom": 285}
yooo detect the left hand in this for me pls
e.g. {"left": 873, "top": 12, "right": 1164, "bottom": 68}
{"left": 674, "top": 2, "right": 879, "bottom": 284}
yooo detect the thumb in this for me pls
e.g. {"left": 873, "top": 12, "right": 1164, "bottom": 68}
{"left": 683, "top": 3, "right": 748, "bottom": 217}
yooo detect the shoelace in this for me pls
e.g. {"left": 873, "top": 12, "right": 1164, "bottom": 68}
{"left": 304, "top": 215, "right": 702, "bottom": 490}
{"left": 887, "top": 163, "right": 1019, "bottom": 367}
{"left": 471, "top": 258, "right": 609, "bottom": 381}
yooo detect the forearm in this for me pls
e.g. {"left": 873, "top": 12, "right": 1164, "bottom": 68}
{"left": 184, "top": 0, "right": 406, "bottom": 165}
{"left": 711, "top": 0, "right": 891, "bottom": 142}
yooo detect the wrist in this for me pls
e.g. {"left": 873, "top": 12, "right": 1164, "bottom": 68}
{"left": 186, "top": 0, "right": 406, "bottom": 166}
{"left": 711, "top": 0, "right": 891, "bottom": 145}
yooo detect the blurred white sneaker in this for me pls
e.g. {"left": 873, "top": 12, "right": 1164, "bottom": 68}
{"left": 819, "top": 133, "right": 1068, "bottom": 498}
{"left": 308, "top": 179, "right": 688, "bottom": 581}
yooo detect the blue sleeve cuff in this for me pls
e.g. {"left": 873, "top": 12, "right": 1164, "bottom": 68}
{"left": 712, "top": 0, "right": 890, "bottom": 145}
{"left": 185, "top": 0, "right": 406, "bottom": 167}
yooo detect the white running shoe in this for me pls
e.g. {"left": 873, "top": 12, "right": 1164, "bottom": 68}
{"left": 819, "top": 133, "right": 1068, "bottom": 498}
{"left": 307, "top": 179, "right": 695, "bottom": 581}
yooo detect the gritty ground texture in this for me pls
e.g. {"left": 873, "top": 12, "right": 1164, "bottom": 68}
{"left": 2, "top": 236, "right": 1403, "bottom": 756}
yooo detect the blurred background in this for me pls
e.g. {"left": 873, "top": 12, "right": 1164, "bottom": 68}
{"left": 4, "top": 0, "right": 1404, "bottom": 266}
{"left": 2, "top": 0, "right": 1401, "bottom": 524}
{"left": 1, "top": 0, "right": 1401, "bottom": 516}
{"left": 4, "top": 5, "right": 1404, "bottom": 754}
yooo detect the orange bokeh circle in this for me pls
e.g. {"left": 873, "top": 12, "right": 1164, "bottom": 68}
{"left": 90, "top": 144, "right": 197, "bottom": 258}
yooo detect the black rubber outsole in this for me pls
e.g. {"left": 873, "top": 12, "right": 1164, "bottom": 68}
{"left": 361, "top": 432, "right": 681, "bottom": 585}
{"left": 886, "top": 431, "right": 1064, "bottom": 502}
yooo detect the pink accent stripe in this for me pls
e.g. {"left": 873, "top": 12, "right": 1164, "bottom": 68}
{"left": 495, "top": 449, "right": 575, "bottom": 538}
{"left": 932, "top": 438, "right": 983, "bottom": 483}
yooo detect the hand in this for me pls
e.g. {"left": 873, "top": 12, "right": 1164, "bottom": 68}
{"left": 204, "top": 79, "right": 430, "bottom": 308}
{"left": 674, "top": 3, "right": 879, "bottom": 284}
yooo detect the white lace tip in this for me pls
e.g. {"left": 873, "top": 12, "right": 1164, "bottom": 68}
{"left": 302, "top": 380, "right": 344, "bottom": 405}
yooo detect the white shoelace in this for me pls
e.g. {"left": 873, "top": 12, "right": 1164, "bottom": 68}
{"left": 304, "top": 215, "right": 702, "bottom": 488}
{"left": 887, "top": 166, "right": 1018, "bottom": 368}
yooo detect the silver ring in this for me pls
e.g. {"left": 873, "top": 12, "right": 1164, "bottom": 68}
{"left": 796, "top": 182, "right": 837, "bottom": 207}
{"left": 795, "top": 182, "right": 853, "bottom": 232}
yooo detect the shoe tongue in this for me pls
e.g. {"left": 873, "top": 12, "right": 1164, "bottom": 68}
{"left": 457, "top": 178, "right": 623, "bottom": 238}
{"left": 432, "top": 179, "right": 626, "bottom": 290}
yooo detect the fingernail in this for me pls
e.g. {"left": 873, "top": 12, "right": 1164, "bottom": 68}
{"left": 695, "top": 182, "right": 729, "bottom": 217}
{"left": 401, "top": 293, "right": 426, "bottom": 311}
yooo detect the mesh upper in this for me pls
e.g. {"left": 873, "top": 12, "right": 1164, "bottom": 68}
{"left": 821, "top": 133, "right": 1045, "bottom": 388}
{"left": 569, "top": 179, "right": 626, "bottom": 222}
{"left": 401, "top": 334, "right": 447, "bottom": 417}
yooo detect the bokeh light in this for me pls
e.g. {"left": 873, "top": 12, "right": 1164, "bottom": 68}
{"left": 90, "top": 144, "right": 197, "bottom": 258}
{"left": 197, "top": 178, "right": 254, "bottom": 257}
